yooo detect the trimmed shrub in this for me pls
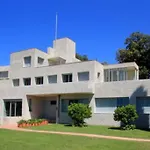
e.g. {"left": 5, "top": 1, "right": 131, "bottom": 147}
{"left": 68, "top": 103, "right": 92, "bottom": 127}
{"left": 114, "top": 104, "right": 138, "bottom": 130}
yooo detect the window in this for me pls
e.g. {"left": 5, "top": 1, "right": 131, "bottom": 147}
{"left": 136, "top": 97, "right": 150, "bottom": 114}
{"left": 78, "top": 72, "right": 89, "bottom": 81}
{"left": 62, "top": 74, "right": 72, "bottom": 83}
{"left": 29, "top": 99, "right": 32, "bottom": 112}
{"left": 117, "top": 97, "right": 129, "bottom": 107}
{"left": 95, "top": 98, "right": 117, "bottom": 113}
{"left": 13, "top": 79, "right": 20, "bottom": 87}
{"left": 48, "top": 75, "right": 57, "bottom": 84}
{"left": 61, "top": 100, "right": 68, "bottom": 112}
{"left": 69, "top": 99, "right": 79, "bottom": 105}
{"left": 61, "top": 99, "right": 88, "bottom": 112}
{"left": 97, "top": 72, "right": 100, "bottom": 79}
{"left": 35, "top": 77, "right": 43, "bottom": 85}
{"left": 0, "top": 71, "right": 8, "bottom": 79}
{"left": 104, "top": 68, "right": 127, "bottom": 82}
{"left": 24, "top": 56, "right": 31, "bottom": 67}
{"left": 38, "top": 57, "right": 44, "bottom": 65}
{"left": 50, "top": 101, "right": 56, "bottom": 105}
{"left": 95, "top": 97, "right": 129, "bottom": 113}
{"left": 4, "top": 100, "right": 22, "bottom": 117}
{"left": 23, "top": 78, "right": 31, "bottom": 86}
{"left": 112, "top": 70, "right": 117, "bottom": 81}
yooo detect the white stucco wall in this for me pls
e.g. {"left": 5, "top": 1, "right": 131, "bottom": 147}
{"left": 0, "top": 37, "right": 150, "bottom": 128}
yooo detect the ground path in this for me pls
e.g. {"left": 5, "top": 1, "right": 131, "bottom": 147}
{"left": 0, "top": 125, "right": 150, "bottom": 142}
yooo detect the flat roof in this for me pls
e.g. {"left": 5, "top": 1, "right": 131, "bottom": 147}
{"left": 103, "top": 62, "right": 139, "bottom": 70}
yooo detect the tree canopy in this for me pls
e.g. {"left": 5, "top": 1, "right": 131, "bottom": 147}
{"left": 116, "top": 32, "right": 150, "bottom": 79}
{"left": 76, "top": 53, "right": 88, "bottom": 61}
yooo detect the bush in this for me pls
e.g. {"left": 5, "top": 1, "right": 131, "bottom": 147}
{"left": 17, "top": 120, "right": 27, "bottom": 125}
{"left": 68, "top": 103, "right": 92, "bottom": 127}
{"left": 114, "top": 104, "right": 138, "bottom": 130}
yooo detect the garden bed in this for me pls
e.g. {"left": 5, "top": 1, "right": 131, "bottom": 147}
{"left": 17, "top": 119, "right": 48, "bottom": 127}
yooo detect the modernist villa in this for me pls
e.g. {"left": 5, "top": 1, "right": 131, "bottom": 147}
{"left": 0, "top": 38, "right": 150, "bottom": 129}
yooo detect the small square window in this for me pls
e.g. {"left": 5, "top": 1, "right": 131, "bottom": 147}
{"left": 50, "top": 101, "right": 56, "bottom": 105}
{"left": 13, "top": 79, "right": 20, "bottom": 87}
{"left": 78, "top": 72, "right": 89, "bottom": 81}
{"left": 23, "top": 78, "right": 31, "bottom": 86}
{"left": 38, "top": 57, "right": 44, "bottom": 65}
{"left": 62, "top": 74, "right": 72, "bottom": 83}
{"left": 35, "top": 77, "right": 43, "bottom": 85}
{"left": 24, "top": 56, "right": 31, "bottom": 67}
{"left": 48, "top": 75, "right": 57, "bottom": 84}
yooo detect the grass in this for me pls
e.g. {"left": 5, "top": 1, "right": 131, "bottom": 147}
{"left": 26, "top": 124, "right": 150, "bottom": 139}
{"left": 0, "top": 129, "right": 150, "bottom": 150}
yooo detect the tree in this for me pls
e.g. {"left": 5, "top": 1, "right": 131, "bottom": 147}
{"left": 76, "top": 53, "right": 88, "bottom": 61}
{"left": 114, "top": 105, "right": 138, "bottom": 130}
{"left": 116, "top": 32, "right": 150, "bottom": 79}
{"left": 68, "top": 103, "right": 92, "bottom": 127}
{"left": 101, "top": 62, "right": 108, "bottom": 65}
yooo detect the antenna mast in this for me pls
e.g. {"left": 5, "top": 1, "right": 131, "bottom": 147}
{"left": 54, "top": 12, "right": 58, "bottom": 49}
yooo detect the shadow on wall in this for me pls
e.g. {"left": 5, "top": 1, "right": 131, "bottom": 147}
{"left": 130, "top": 85, "right": 147, "bottom": 102}
{"left": 130, "top": 86, "right": 150, "bottom": 129}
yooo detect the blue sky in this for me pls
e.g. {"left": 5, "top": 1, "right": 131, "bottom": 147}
{"left": 0, "top": 0, "right": 150, "bottom": 65}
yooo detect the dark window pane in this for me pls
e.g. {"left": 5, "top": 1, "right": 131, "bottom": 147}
{"left": 29, "top": 99, "right": 32, "bottom": 112}
{"left": 16, "top": 102, "right": 22, "bottom": 116}
{"left": 5, "top": 102, "right": 10, "bottom": 116}
{"left": 61, "top": 99, "right": 68, "bottom": 112}
{"left": 24, "top": 78, "right": 31, "bottom": 86}
{"left": 69, "top": 100, "right": 79, "bottom": 105}
{"left": 62, "top": 74, "right": 72, "bottom": 83}
{"left": 11, "top": 102, "right": 15, "bottom": 116}
{"left": 36, "top": 77, "right": 43, "bottom": 85}
{"left": 51, "top": 101, "right": 56, "bottom": 105}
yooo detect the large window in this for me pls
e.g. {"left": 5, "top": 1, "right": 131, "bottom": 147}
{"left": 0, "top": 71, "right": 8, "bottom": 79}
{"left": 4, "top": 100, "right": 22, "bottom": 117}
{"left": 62, "top": 74, "right": 72, "bottom": 83}
{"left": 136, "top": 97, "right": 150, "bottom": 114}
{"left": 78, "top": 72, "right": 89, "bottom": 81}
{"left": 48, "top": 75, "right": 57, "bottom": 84}
{"left": 23, "top": 78, "right": 31, "bottom": 86}
{"left": 95, "top": 97, "right": 129, "bottom": 113}
{"left": 61, "top": 99, "right": 89, "bottom": 112}
{"left": 35, "top": 77, "right": 43, "bottom": 85}
{"left": 24, "top": 56, "right": 31, "bottom": 67}
{"left": 104, "top": 69, "right": 127, "bottom": 82}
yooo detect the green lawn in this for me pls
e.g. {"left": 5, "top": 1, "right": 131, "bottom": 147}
{"left": 26, "top": 124, "right": 150, "bottom": 139}
{"left": 0, "top": 129, "right": 150, "bottom": 150}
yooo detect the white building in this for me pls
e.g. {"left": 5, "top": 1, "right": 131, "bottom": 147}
{"left": 0, "top": 38, "right": 150, "bottom": 129}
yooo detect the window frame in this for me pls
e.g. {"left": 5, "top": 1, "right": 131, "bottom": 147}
{"left": 48, "top": 75, "right": 57, "bottom": 84}
{"left": 37, "top": 57, "right": 44, "bottom": 65}
{"left": 35, "top": 76, "right": 44, "bottom": 85}
{"left": 23, "top": 78, "right": 31, "bottom": 86}
{"left": 23, "top": 56, "right": 31, "bottom": 67}
{"left": 61, "top": 98, "right": 89, "bottom": 113}
{"left": 0, "top": 71, "right": 9, "bottom": 79}
{"left": 62, "top": 73, "right": 73, "bottom": 83}
{"left": 12, "top": 79, "right": 20, "bottom": 87}
{"left": 95, "top": 97, "right": 129, "bottom": 113}
{"left": 4, "top": 100, "right": 22, "bottom": 117}
{"left": 78, "top": 71, "right": 89, "bottom": 81}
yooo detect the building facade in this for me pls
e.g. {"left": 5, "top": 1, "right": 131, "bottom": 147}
{"left": 0, "top": 38, "right": 150, "bottom": 129}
